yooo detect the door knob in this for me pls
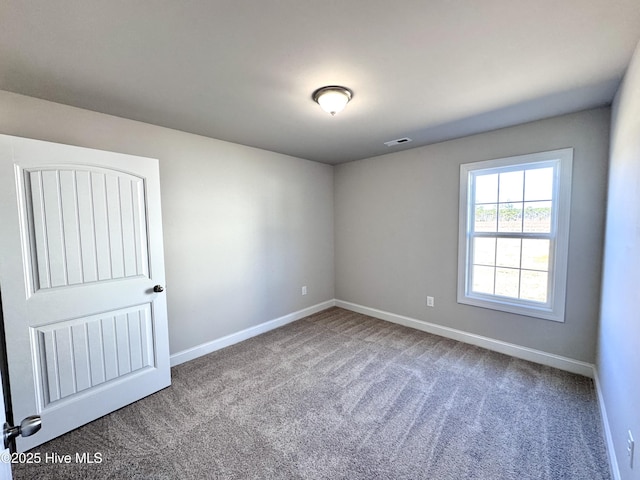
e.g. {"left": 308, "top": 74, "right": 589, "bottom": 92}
{"left": 3, "top": 415, "right": 42, "bottom": 448}
{"left": 153, "top": 285, "right": 164, "bottom": 293}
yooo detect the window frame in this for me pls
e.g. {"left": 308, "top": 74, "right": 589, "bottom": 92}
{"left": 457, "top": 148, "right": 573, "bottom": 322}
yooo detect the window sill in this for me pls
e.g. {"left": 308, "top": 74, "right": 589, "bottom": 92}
{"left": 457, "top": 294, "right": 564, "bottom": 322}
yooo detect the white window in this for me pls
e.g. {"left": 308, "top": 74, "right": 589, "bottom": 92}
{"left": 457, "top": 148, "right": 573, "bottom": 322}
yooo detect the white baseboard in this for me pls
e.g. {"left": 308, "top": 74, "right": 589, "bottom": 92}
{"left": 593, "top": 368, "right": 621, "bottom": 480}
{"left": 335, "top": 300, "right": 594, "bottom": 378}
{"left": 170, "top": 300, "right": 336, "bottom": 367}
{"left": 172, "top": 298, "right": 595, "bottom": 376}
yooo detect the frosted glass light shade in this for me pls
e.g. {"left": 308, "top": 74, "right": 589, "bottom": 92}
{"left": 313, "top": 86, "right": 352, "bottom": 116}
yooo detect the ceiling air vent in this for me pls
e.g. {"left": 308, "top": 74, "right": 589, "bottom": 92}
{"left": 384, "top": 137, "right": 413, "bottom": 147}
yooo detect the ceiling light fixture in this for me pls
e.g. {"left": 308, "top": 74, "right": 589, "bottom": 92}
{"left": 312, "top": 86, "right": 353, "bottom": 116}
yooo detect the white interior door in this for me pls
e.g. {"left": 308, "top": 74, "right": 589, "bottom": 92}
{"left": 0, "top": 134, "right": 171, "bottom": 451}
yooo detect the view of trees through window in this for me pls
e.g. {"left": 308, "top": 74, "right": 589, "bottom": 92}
{"left": 470, "top": 166, "right": 554, "bottom": 303}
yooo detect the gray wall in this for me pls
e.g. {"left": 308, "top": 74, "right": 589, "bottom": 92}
{"left": 0, "top": 90, "right": 615, "bottom": 367}
{"left": 335, "top": 108, "right": 610, "bottom": 362}
{"left": 0, "top": 91, "right": 335, "bottom": 355}
{"left": 598, "top": 40, "right": 640, "bottom": 480}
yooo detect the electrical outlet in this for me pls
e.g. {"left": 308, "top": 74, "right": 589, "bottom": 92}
{"left": 427, "top": 296, "right": 434, "bottom": 307}
{"left": 628, "top": 430, "right": 635, "bottom": 469}
{"left": 301, "top": 286, "right": 307, "bottom": 296}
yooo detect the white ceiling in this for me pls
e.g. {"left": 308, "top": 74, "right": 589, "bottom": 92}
{"left": 1, "top": 1, "right": 639, "bottom": 165}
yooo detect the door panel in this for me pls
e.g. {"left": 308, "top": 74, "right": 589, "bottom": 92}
{"left": 33, "top": 303, "right": 154, "bottom": 407}
{"left": 23, "top": 167, "right": 149, "bottom": 292}
{"left": 0, "top": 134, "right": 170, "bottom": 451}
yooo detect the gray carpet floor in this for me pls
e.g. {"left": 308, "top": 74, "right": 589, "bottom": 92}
{"left": 13, "top": 307, "right": 611, "bottom": 479}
